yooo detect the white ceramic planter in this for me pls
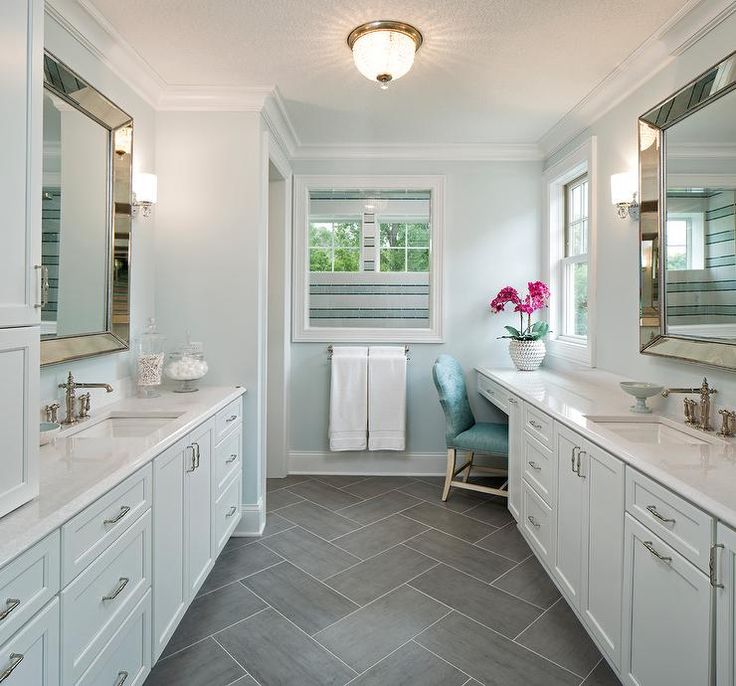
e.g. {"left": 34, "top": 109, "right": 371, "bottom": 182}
{"left": 509, "top": 339, "right": 546, "bottom": 371}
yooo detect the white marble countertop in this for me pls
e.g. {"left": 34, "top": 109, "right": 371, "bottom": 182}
{"left": 476, "top": 365, "right": 736, "bottom": 530}
{"left": 0, "top": 385, "right": 246, "bottom": 568}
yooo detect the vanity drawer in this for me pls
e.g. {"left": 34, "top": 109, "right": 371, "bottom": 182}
{"left": 215, "top": 473, "right": 242, "bottom": 555}
{"left": 76, "top": 590, "right": 151, "bottom": 686}
{"left": 522, "top": 433, "right": 554, "bottom": 506}
{"left": 61, "top": 510, "right": 151, "bottom": 686}
{"left": 477, "top": 374, "right": 509, "bottom": 412}
{"left": 0, "top": 532, "right": 60, "bottom": 648}
{"left": 521, "top": 480, "right": 554, "bottom": 565}
{"left": 523, "top": 405, "right": 554, "bottom": 448}
{"left": 61, "top": 463, "right": 152, "bottom": 586}
{"left": 626, "top": 467, "right": 713, "bottom": 573}
{"left": 216, "top": 398, "right": 242, "bottom": 442}
{"left": 215, "top": 428, "right": 241, "bottom": 495}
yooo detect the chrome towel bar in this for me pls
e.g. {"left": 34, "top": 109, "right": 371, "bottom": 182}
{"left": 327, "top": 345, "right": 411, "bottom": 360}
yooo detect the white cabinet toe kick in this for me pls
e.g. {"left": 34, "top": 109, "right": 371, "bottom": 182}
{"left": 477, "top": 368, "right": 735, "bottom": 686}
{"left": 0, "top": 392, "right": 245, "bottom": 685}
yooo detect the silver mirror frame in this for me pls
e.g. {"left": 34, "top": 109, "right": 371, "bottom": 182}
{"left": 41, "top": 51, "right": 133, "bottom": 367}
{"left": 639, "top": 50, "right": 736, "bottom": 371}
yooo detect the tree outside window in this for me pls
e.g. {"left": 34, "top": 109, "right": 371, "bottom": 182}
{"left": 379, "top": 222, "right": 430, "bottom": 272}
{"left": 308, "top": 222, "right": 361, "bottom": 272}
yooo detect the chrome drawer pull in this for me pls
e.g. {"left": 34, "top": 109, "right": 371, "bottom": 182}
{"left": 193, "top": 442, "right": 201, "bottom": 469}
{"left": 576, "top": 450, "right": 586, "bottom": 479}
{"left": 225, "top": 454, "right": 238, "bottom": 464}
{"left": 642, "top": 540, "right": 672, "bottom": 563}
{"left": 710, "top": 544, "right": 725, "bottom": 589}
{"left": 113, "top": 670, "right": 129, "bottom": 686}
{"left": 102, "top": 577, "right": 129, "bottom": 601}
{"left": 0, "top": 654, "right": 23, "bottom": 683}
{"left": 0, "top": 599, "right": 20, "bottom": 622}
{"left": 571, "top": 447, "right": 579, "bottom": 473}
{"left": 508, "top": 398, "right": 518, "bottom": 405}
{"left": 226, "top": 506, "right": 238, "bottom": 518}
{"left": 527, "top": 515, "right": 541, "bottom": 529}
{"left": 104, "top": 505, "right": 131, "bottom": 526}
{"left": 527, "top": 461, "right": 541, "bottom": 471}
{"left": 646, "top": 505, "right": 675, "bottom": 524}
{"left": 529, "top": 420, "right": 542, "bottom": 430}
{"left": 185, "top": 445, "right": 196, "bottom": 472}
{"left": 226, "top": 414, "right": 238, "bottom": 423}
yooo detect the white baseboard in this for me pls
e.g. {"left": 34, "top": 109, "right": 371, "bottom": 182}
{"left": 233, "top": 498, "right": 265, "bottom": 537}
{"left": 288, "top": 450, "right": 447, "bottom": 476}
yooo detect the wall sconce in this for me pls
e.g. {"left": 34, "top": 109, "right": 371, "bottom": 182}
{"left": 611, "top": 172, "right": 640, "bottom": 220}
{"left": 132, "top": 172, "right": 157, "bottom": 217}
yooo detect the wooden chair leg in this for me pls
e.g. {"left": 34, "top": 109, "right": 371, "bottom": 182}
{"left": 442, "top": 448, "right": 456, "bottom": 501}
{"left": 462, "top": 451, "right": 474, "bottom": 483}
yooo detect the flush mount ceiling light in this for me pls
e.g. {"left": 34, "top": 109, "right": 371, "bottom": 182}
{"left": 347, "top": 20, "right": 423, "bottom": 89}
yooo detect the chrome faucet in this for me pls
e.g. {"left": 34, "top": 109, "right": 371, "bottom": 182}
{"left": 58, "top": 372, "right": 113, "bottom": 425}
{"left": 662, "top": 377, "right": 717, "bottom": 431}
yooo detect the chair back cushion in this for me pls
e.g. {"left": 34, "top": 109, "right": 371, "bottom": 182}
{"left": 432, "top": 355, "right": 476, "bottom": 446}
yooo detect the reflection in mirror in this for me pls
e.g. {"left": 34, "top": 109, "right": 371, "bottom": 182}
{"left": 664, "top": 88, "right": 736, "bottom": 341}
{"left": 42, "top": 91, "right": 109, "bottom": 337}
{"left": 41, "top": 51, "right": 133, "bottom": 366}
{"left": 307, "top": 188, "right": 432, "bottom": 329}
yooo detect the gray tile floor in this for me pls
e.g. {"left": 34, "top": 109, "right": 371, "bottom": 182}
{"left": 145, "top": 475, "right": 622, "bottom": 686}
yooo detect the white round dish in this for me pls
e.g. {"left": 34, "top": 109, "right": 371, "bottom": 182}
{"left": 620, "top": 381, "right": 664, "bottom": 414}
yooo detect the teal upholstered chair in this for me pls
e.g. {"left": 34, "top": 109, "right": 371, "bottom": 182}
{"left": 432, "top": 355, "right": 509, "bottom": 501}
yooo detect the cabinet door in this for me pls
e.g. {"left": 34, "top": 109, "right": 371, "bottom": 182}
{"left": 552, "top": 425, "right": 585, "bottom": 604}
{"left": 580, "top": 442, "right": 624, "bottom": 670}
{"left": 152, "top": 439, "right": 188, "bottom": 660}
{"left": 0, "top": 0, "right": 42, "bottom": 327}
{"left": 621, "top": 514, "right": 711, "bottom": 686}
{"left": 0, "top": 327, "right": 39, "bottom": 519}
{"left": 186, "top": 420, "right": 214, "bottom": 597}
{"left": 506, "top": 395, "right": 522, "bottom": 522}
{"left": 716, "top": 522, "right": 736, "bottom": 686}
{"left": 0, "top": 598, "right": 59, "bottom": 686}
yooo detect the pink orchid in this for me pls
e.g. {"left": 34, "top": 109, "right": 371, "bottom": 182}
{"left": 490, "top": 281, "right": 551, "bottom": 341}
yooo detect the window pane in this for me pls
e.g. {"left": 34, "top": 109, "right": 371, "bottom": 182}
{"left": 407, "top": 223, "right": 430, "bottom": 247}
{"left": 309, "top": 223, "right": 333, "bottom": 247}
{"left": 333, "top": 248, "right": 360, "bottom": 272}
{"left": 570, "top": 262, "right": 588, "bottom": 336}
{"left": 380, "top": 248, "right": 407, "bottom": 272}
{"left": 408, "top": 248, "right": 429, "bottom": 272}
{"left": 309, "top": 248, "right": 331, "bottom": 272}
{"left": 334, "top": 222, "right": 361, "bottom": 247}
{"left": 380, "top": 223, "right": 407, "bottom": 247}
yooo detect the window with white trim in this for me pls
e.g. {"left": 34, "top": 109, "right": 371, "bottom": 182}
{"left": 544, "top": 137, "right": 596, "bottom": 366}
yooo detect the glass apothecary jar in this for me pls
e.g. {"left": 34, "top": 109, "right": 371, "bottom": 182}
{"left": 165, "top": 343, "right": 208, "bottom": 393}
{"left": 134, "top": 318, "right": 166, "bottom": 398}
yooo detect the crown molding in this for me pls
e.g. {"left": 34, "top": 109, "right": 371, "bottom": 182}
{"left": 157, "top": 85, "right": 274, "bottom": 111}
{"left": 537, "top": 0, "right": 736, "bottom": 158}
{"left": 291, "top": 142, "right": 543, "bottom": 161}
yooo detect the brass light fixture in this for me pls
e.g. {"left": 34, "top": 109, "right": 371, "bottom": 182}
{"left": 347, "top": 20, "right": 423, "bottom": 89}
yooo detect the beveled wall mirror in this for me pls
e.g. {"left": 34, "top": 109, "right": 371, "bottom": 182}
{"left": 41, "top": 51, "right": 133, "bottom": 366}
{"left": 640, "top": 50, "right": 736, "bottom": 370}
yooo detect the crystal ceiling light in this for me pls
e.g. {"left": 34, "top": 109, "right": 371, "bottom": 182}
{"left": 347, "top": 21, "right": 423, "bottom": 89}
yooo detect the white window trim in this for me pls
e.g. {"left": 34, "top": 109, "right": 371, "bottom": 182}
{"left": 293, "top": 174, "right": 445, "bottom": 343}
{"left": 543, "top": 137, "right": 597, "bottom": 366}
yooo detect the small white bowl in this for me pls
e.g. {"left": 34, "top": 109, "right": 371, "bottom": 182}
{"left": 620, "top": 382, "right": 664, "bottom": 414}
{"left": 40, "top": 421, "right": 61, "bottom": 446}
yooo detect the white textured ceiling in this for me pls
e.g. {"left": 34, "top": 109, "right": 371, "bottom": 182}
{"left": 88, "top": 0, "right": 692, "bottom": 146}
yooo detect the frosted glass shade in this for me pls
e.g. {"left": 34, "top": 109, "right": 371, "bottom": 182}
{"left": 133, "top": 172, "right": 157, "bottom": 204}
{"left": 351, "top": 29, "right": 418, "bottom": 85}
{"left": 611, "top": 171, "right": 636, "bottom": 205}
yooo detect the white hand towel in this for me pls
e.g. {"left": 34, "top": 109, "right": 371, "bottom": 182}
{"left": 329, "top": 346, "right": 368, "bottom": 451}
{"left": 368, "top": 346, "right": 407, "bottom": 451}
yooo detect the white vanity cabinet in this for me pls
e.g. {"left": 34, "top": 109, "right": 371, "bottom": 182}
{"left": 553, "top": 424, "right": 625, "bottom": 669}
{"left": 152, "top": 417, "right": 217, "bottom": 659}
{"left": 716, "top": 522, "right": 736, "bottom": 686}
{"left": 0, "top": 327, "right": 40, "bottom": 519}
{"left": 0, "top": 0, "right": 42, "bottom": 328}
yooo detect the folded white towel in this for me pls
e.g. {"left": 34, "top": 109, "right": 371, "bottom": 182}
{"left": 329, "top": 346, "right": 368, "bottom": 451}
{"left": 368, "top": 346, "right": 407, "bottom": 451}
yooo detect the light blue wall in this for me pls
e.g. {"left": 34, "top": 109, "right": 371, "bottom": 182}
{"left": 289, "top": 159, "right": 543, "bottom": 457}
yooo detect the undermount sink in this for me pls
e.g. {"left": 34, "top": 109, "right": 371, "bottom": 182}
{"left": 585, "top": 415, "right": 719, "bottom": 446}
{"left": 71, "top": 412, "right": 184, "bottom": 439}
